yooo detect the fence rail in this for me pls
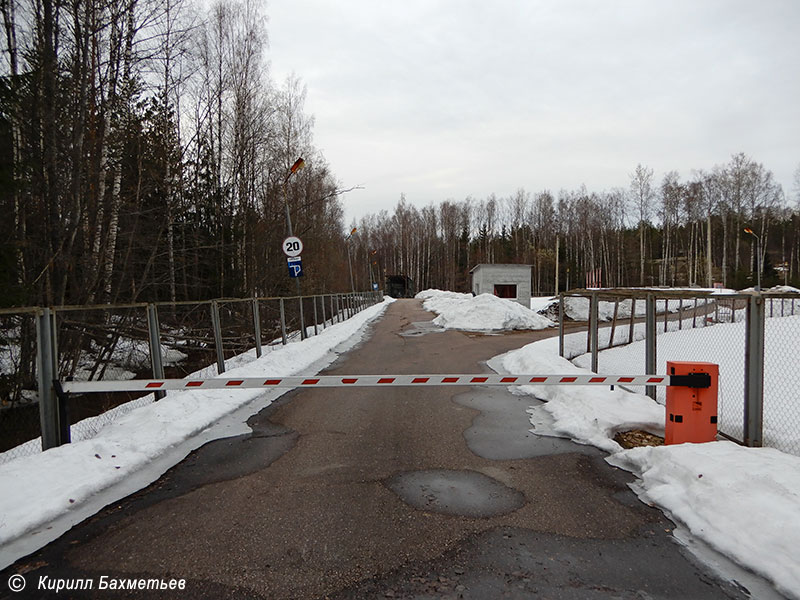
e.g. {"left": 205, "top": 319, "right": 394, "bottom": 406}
{"left": 0, "top": 290, "right": 382, "bottom": 460}
{"left": 558, "top": 288, "right": 800, "bottom": 455}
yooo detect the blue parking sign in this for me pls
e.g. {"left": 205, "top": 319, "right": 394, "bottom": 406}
{"left": 287, "top": 256, "right": 303, "bottom": 278}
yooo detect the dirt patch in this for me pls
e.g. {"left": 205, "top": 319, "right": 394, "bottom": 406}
{"left": 614, "top": 429, "right": 664, "bottom": 449}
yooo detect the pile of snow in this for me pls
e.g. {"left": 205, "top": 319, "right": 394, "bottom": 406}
{"left": 415, "top": 289, "right": 473, "bottom": 316}
{"left": 493, "top": 333, "right": 800, "bottom": 598}
{"left": 0, "top": 298, "right": 395, "bottom": 568}
{"left": 416, "top": 289, "right": 554, "bottom": 331}
{"left": 610, "top": 443, "right": 800, "bottom": 599}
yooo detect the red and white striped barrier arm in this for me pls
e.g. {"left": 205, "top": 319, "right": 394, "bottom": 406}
{"left": 60, "top": 373, "right": 677, "bottom": 393}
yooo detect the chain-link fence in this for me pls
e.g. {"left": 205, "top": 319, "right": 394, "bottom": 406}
{"left": 0, "top": 291, "right": 383, "bottom": 465}
{"left": 761, "top": 298, "right": 800, "bottom": 454}
{"left": 560, "top": 289, "right": 800, "bottom": 456}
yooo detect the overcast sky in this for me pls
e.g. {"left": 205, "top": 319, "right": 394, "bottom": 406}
{"left": 266, "top": 0, "right": 800, "bottom": 224}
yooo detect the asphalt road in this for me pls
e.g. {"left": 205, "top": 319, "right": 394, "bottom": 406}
{"left": 2, "top": 299, "right": 751, "bottom": 599}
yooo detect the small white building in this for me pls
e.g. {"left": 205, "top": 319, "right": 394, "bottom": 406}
{"left": 470, "top": 264, "right": 532, "bottom": 306}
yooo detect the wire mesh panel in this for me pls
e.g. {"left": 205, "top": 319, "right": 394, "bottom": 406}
{"left": 259, "top": 298, "right": 285, "bottom": 346}
{"left": 282, "top": 297, "right": 303, "bottom": 342}
{"left": 762, "top": 299, "right": 800, "bottom": 455}
{"left": 157, "top": 302, "right": 217, "bottom": 377}
{"left": 217, "top": 299, "right": 257, "bottom": 361}
{"left": 55, "top": 305, "right": 150, "bottom": 382}
{"left": 0, "top": 311, "right": 40, "bottom": 460}
{"left": 300, "top": 296, "right": 314, "bottom": 338}
{"left": 53, "top": 305, "right": 158, "bottom": 443}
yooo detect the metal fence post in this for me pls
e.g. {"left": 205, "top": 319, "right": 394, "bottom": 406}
{"left": 645, "top": 293, "right": 657, "bottom": 400}
{"left": 252, "top": 298, "right": 262, "bottom": 358}
{"left": 744, "top": 293, "right": 765, "bottom": 447}
{"left": 36, "top": 308, "right": 59, "bottom": 450}
{"left": 299, "top": 296, "right": 306, "bottom": 340}
{"left": 280, "top": 298, "right": 288, "bottom": 345}
{"left": 558, "top": 294, "right": 565, "bottom": 358}
{"left": 590, "top": 291, "right": 599, "bottom": 373}
{"left": 628, "top": 297, "right": 636, "bottom": 344}
{"left": 313, "top": 295, "right": 319, "bottom": 336}
{"left": 210, "top": 300, "right": 225, "bottom": 374}
{"left": 147, "top": 304, "right": 166, "bottom": 400}
{"left": 321, "top": 294, "right": 327, "bottom": 329}
{"left": 50, "top": 310, "right": 70, "bottom": 443}
{"left": 331, "top": 295, "right": 337, "bottom": 324}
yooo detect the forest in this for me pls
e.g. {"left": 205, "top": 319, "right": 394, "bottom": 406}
{"left": 351, "top": 158, "right": 800, "bottom": 296}
{"left": 1, "top": 0, "right": 799, "bottom": 309}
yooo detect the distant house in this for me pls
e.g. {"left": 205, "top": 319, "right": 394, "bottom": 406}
{"left": 385, "top": 275, "right": 415, "bottom": 298}
{"left": 470, "top": 264, "right": 531, "bottom": 306}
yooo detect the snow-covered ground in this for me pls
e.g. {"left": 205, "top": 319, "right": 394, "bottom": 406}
{"left": 416, "top": 289, "right": 554, "bottom": 330}
{"left": 0, "top": 298, "right": 395, "bottom": 569}
{"left": 491, "top": 332, "right": 800, "bottom": 599}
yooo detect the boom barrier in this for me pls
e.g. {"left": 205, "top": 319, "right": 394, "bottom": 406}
{"left": 59, "top": 372, "right": 711, "bottom": 393}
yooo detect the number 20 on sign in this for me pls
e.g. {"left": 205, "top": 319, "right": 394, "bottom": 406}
{"left": 282, "top": 236, "right": 303, "bottom": 257}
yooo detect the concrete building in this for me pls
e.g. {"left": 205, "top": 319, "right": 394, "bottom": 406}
{"left": 470, "top": 264, "right": 532, "bottom": 306}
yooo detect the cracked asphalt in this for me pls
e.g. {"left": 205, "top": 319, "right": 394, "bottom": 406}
{"left": 1, "top": 299, "right": 751, "bottom": 599}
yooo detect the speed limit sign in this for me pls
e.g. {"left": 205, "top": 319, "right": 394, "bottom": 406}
{"left": 282, "top": 236, "right": 303, "bottom": 257}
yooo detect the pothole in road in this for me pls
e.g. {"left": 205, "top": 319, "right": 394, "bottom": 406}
{"left": 385, "top": 469, "right": 525, "bottom": 518}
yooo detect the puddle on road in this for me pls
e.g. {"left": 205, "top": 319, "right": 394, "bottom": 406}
{"left": 398, "top": 321, "right": 445, "bottom": 337}
{"left": 386, "top": 469, "right": 525, "bottom": 518}
{"left": 454, "top": 385, "right": 599, "bottom": 460}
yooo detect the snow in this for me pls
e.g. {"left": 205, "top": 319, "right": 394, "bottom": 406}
{"left": 0, "top": 297, "right": 395, "bottom": 569}
{"left": 416, "top": 289, "right": 554, "bottom": 331}
{"left": 609, "top": 443, "right": 800, "bottom": 599}
{"left": 494, "top": 328, "right": 800, "bottom": 598}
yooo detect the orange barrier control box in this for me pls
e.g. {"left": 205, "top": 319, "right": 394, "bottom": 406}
{"left": 665, "top": 361, "right": 719, "bottom": 445}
